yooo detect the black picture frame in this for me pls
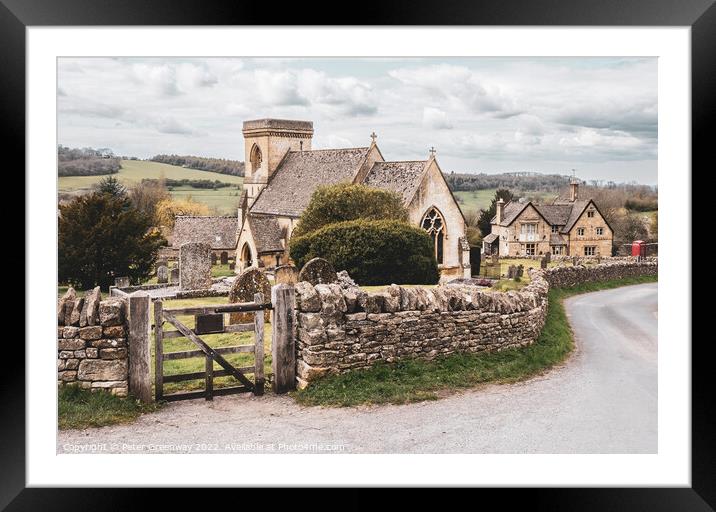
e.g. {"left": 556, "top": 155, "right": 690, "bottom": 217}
{"left": 4, "top": 0, "right": 709, "bottom": 507}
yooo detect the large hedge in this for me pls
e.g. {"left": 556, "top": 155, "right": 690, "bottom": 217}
{"left": 290, "top": 219, "right": 439, "bottom": 285}
{"left": 291, "top": 183, "right": 408, "bottom": 237}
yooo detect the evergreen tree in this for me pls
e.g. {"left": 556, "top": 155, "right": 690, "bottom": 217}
{"left": 58, "top": 191, "right": 166, "bottom": 290}
{"left": 477, "top": 188, "right": 514, "bottom": 237}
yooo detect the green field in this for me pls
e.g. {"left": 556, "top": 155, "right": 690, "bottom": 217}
{"left": 454, "top": 189, "right": 558, "bottom": 214}
{"left": 58, "top": 160, "right": 244, "bottom": 215}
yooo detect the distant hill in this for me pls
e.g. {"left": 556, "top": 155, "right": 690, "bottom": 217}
{"left": 445, "top": 171, "right": 571, "bottom": 193}
{"left": 57, "top": 145, "right": 122, "bottom": 177}
{"left": 149, "top": 154, "right": 245, "bottom": 177}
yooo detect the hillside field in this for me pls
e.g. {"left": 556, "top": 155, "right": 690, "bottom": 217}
{"left": 58, "top": 160, "right": 244, "bottom": 215}
{"left": 454, "top": 189, "right": 559, "bottom": 213}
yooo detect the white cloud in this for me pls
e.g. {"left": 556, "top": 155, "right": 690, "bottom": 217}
{"left": 422, "top": 107, "right": 453, "bottom": 130}
{"left": 57, "top": 57, "right": 658, "bottom": 184}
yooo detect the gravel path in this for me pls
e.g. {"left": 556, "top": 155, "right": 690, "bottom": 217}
{"left": 58, "top": 283, "right": 657, "bottom": 454}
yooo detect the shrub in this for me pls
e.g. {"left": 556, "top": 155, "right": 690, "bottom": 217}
{"left": 58, "top": 190, "right": 166, "bottom": 290}
{"left": 292, "top": 183, "right": 408, "bottom": 237}
{"left": 290, "top": 219, "right": 439, "bottom": 285}
{"left": 155, "top": 197, "right": 211, "bottom": 229}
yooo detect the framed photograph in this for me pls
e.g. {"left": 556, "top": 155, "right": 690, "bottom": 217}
{"left": 7, "top": 0, "right": 709, "bottom": 505}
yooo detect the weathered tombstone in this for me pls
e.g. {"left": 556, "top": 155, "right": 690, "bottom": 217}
{"left": 297, "top": 257, "right": 338, "bottom": 285}
{"left": 507, "top": 265, "right": 516, "bottom": 279}
{"left": 228, "top": 262, "right": 236, "bottom": 271}
{"left": 544, "top": 251, "right": 551, "bottom": 264}
{"left": 516, "top": 264, "right": 524, "bottom": 278}
{"left": 491, "top": 254, "right": 499, "bottom": 265}
{"left": 170, "top": 267, "right": 179, "bottom": 283}
{"left": 228, "top": 267, "right": 272, "bottom": 324}
{"left": 220, "top": 251, "right": 229, "bottom": 265}
{"left": 114, "top": 276, "right": 130, "bottom": 288}
{"left": 210, "top": 252, "right": 218, "bottom": 265}
{"left": 274, "top": 265, "right": 299, "bottom": 285}
{"left": 156, "top": 265, "right": 169, "bottom": 284}
{"left": 572, "top": 256, "right": 579, "bottom": 266}
{"left": 540, "top": 257, "right": 548, "bottom": 269}
{"left": 57, "top": 287, "right": 76, "bottom": 325}
{"left": 179, "top": 242, "right": 212, "bottom": 291}
{"left": 155, "top": 259, "right": 167, "bottom": 272}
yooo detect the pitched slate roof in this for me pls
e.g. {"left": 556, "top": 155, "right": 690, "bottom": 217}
{"left": 534, "top": 204, "right": 573, "bottom": 226}
{"left": 483, "top": 233, "right": 498, "bottom": 244}
{"left": 173, "top": 216, "right": 238, "bottom": 249}
{"left": 250, "top": 147, "right": 370, "bottom": 217}
{"left": 362, "top": 160, "right": 427, "bottom": 203}
{"left": 550, "top": 233, "right": 567, "bottom": 245}
{"left": 247, "top": 215, "right": 285, "bottom": 253}
{"left": 492, "top": 201, "right": 529, "bottom": 226}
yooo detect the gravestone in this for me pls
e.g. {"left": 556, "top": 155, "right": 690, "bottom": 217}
{"left": 179, "top": 242, "right": 212, "bottom": 291}
{"left": 114, "top": 276, "right": 130, "bottom": 288}
{"left": 229, "top": 262, "right": 236, "bottom": 271}
{"left": 211, "top": 252, "right": 217, "bottom": 265}
{"left": 155, "top": 259, "right": 167, "bottom": 272}
{"left": 156, "top": 265, "right": 169, "bottom": 284}
{"left": 572, "top": 256, "right": 579, "bottom": 266}
{"left": 220, "top": 251, "right": 229, "bottom": 265}
{"left": 228, "top": 267, "right": 272, "bottom": 324}
{"left": 544, "top": 251, "right": 551, "bottom": 264}
{"left": 274, "top": 265, "right": 299, "bottom": 285}
{"left": 169, "top": 267, "right": 179, "bottom": 283}
{"left": 540, "top": 257, "right": 548, "bottom": 269}
{"left": 516, "top": 264, "right": 524, "bottom": 278}
{"left": 297, "top": 258, "right": 338, "bottom": 286}
{"left": 507, "top": 265, "right": 516, "bottom": 279}
{"left": 491, "top": 254, "right": 499, "bottom": 265}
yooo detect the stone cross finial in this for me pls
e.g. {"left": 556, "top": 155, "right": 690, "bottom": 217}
{"left": 370, "top": 131, "right": 377, "bottom": 143}
{"left": 429, "top": 146, "right": 436, "bottom": 157}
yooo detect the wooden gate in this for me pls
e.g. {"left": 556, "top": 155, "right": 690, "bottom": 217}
{"left": 153, "top": 293, "right": 269, "bottom": 402}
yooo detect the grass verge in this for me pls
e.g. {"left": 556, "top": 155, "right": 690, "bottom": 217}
{"left": 58, "top": 385, "right": 161, "bottom": 430}
{"left": 294, "top": 274, "right": 657, "bottom": 407}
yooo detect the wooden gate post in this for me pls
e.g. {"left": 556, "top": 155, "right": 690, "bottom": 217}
{"left": 271, "top": 284, "right": 296, "bottom": 394}
{"left": 128, "top": 291, "right": 152, "bottom": 403}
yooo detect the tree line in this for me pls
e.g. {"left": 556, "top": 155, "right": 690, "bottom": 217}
{"left": 141, "top": 178, "right": 235, "bottom": 190}
{"left": 150, "top": 154, "right": 245, "bottom": 176}
{"left": 58, "top": 145, "right": 122, "bottom": 177}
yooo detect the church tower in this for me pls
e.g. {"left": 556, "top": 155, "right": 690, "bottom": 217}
{"left": 242, "top": 119, "right": 314, "bottom": 206}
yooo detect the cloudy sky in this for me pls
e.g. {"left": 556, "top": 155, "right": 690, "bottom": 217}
{"left": 58, "top": 57, "right": 657, "bottom": 184}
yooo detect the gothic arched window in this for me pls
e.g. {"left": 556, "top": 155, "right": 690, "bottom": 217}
{"left": 421, "top": 207, "right": 445, "bottom": 265}
{"left": 250, "top": 144, "right": 262, "bottom": 173}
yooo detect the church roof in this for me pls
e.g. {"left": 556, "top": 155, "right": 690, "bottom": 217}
{"left": 250, "top": 147, "right": 371, "bottom": 217}
{"left": 247, "top": 215, "right": 285, "bottom": 253}
{"left": 172, "top": 216, "right": 238, "bottom": 249}
{"left": 362, "top": 160, "right": 427, "bottom": 203}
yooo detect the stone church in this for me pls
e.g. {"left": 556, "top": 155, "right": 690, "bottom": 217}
{"left": 235, "top": 118, "right": 471, "bottom": 279}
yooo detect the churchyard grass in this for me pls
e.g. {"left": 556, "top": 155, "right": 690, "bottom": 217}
{"left": 293, "top": 274, "right": 658, "bottom": 407}
{"left": 58, "top": 384, "right": 160, "bottom": 430}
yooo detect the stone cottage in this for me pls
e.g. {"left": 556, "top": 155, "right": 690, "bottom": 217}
{"left": 235, "top": 118, "right": 471, "bottom": 279}
{"left": 483, "top": 181, "right": 614, "bottom": 257}
{"left": 172, "top": 215, "right": 238, "bottom": 263}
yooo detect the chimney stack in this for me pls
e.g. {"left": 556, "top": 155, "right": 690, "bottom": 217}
{"left": 570, "top": 180, "right": 579, "bottom": 202}
{"left": 496, "top": 198, "right": 505, "bottom": 224}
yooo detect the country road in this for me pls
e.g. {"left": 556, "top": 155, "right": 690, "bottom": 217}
{"left": 58, "top": 283, "right": 657, "bottom": 454}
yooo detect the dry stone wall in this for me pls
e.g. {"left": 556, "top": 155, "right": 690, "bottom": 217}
{"left": 57, "top": 288, "right": 129, "bottom": 397}
{"left": 294, "top": 260, "right": 657, "bottom": 387}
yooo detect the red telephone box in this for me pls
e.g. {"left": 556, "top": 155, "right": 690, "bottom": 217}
{"left": 631, "top": 240, "right": 645, "bottom": 257}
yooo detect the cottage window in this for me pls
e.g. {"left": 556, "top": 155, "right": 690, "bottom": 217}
{"left": 552, "top": 246, "right": 563, "bottom": 255}
{"left": 551, "top": 225, "right": 559, "bottom": 233}
{"left": 525, "top": 243, "right": 536, "bottom": 256}
{"left": 596, "top": 227, "right": 604, "bottom": 235}
{"left": 577, "top": 227, "right": 585, "bottom": 236}
{"left": 584, "top": 246, "right": 596, "bottom": 256}
{"left": 587, "top": 210, "right": 595, "bottom": 218}
{"left": 421, "top": 207, "right": 445, "bottom": 265}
